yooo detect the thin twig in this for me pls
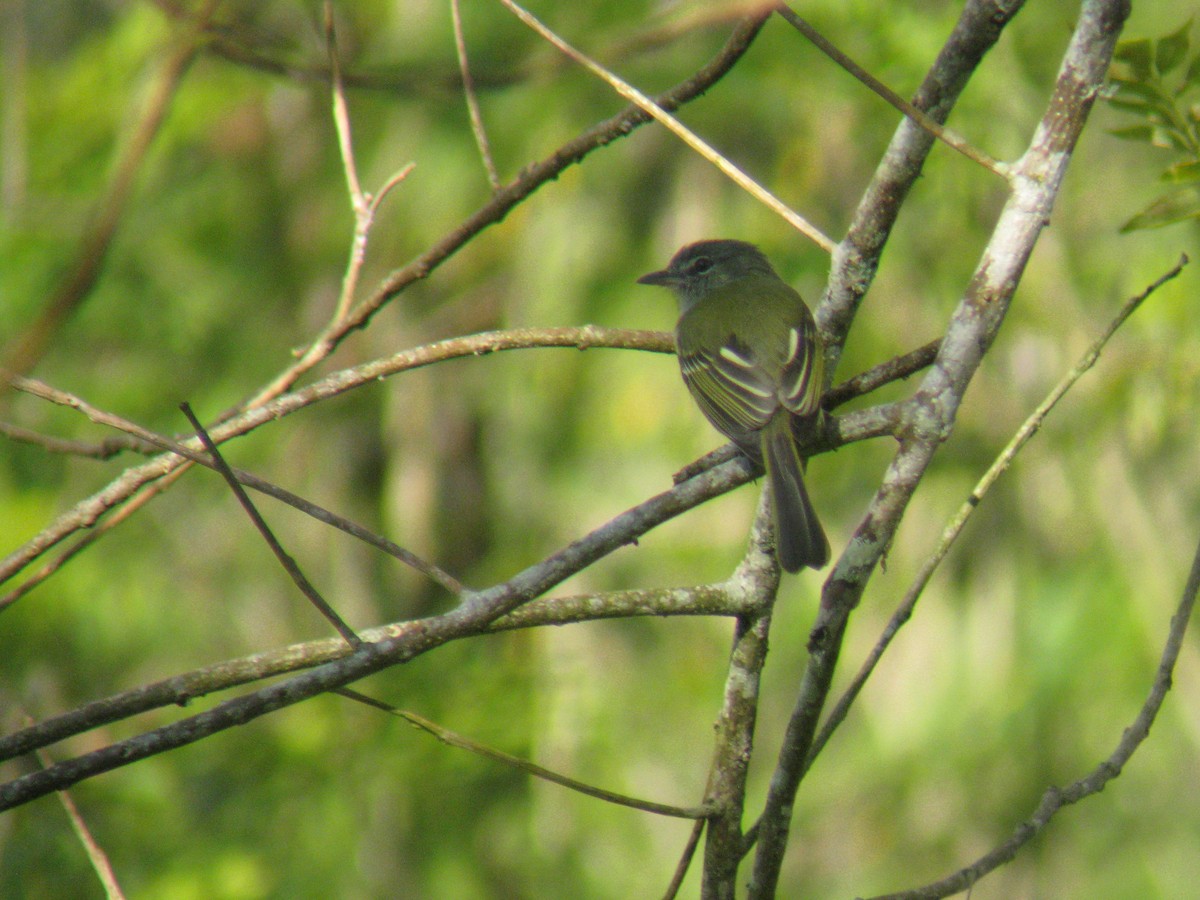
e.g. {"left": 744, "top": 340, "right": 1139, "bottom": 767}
{"left": 662, "top": 820, "right": 705, "bottom": 900}
{"left": 451, "top": 0, "right": 501, "bottom": 190}
{"left": 337, "top": 689, "right": 709, "bottom": 819}
{"left": 868, "top": 525, "right": 1200, "bottom": 900}
{"left": 3, "top": 376, "right": 463, "bottom": 596}
{"left": 773, "top": 4, "right": 1009, "bottom": 178}
{"left": 324, "top": 1, "right": 414, "bottom": 324}
{"left": 498, "top": 0, "right": 833, "bottom": 253}
{"left": 29, "top": 717, "right": 127, "bottom": 900}
{"left": 324, "top": 2, "right": 364, "bottom": 214}
{"left": 0, "top": 420, "right": 151, "bottom": 458}
{"left": 823, "top": 338, "right": 940, "bottom": 410}
{"left": 181, "top": 402, "right": 363, "bottom": 649}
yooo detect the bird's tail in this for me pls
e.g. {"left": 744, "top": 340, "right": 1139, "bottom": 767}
{"left": 762, "top": 414, "right": 829, "bottom": 572}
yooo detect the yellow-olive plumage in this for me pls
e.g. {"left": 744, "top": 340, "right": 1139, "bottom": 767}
{"left": 638, "top": 239, "right": 829, "bottom": 571}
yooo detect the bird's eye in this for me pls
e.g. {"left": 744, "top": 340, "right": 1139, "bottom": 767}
{"left": 687, "top": 256, "right": 713, "bottom": 276}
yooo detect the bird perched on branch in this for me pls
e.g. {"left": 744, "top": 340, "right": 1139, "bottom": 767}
{"left": 638, "top": 239, "right": 829, "bottom": 571}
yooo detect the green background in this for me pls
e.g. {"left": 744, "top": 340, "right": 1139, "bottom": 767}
{"left": 2, "top": 1, "right": 1197, "bottom": 897}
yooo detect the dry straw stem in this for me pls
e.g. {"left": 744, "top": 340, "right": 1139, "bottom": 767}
{"left": 498, "top": 0, "right": 835, "bottom": 254}
{"left": 323, "top": 1, "right": 416, "bottom": 323}
{"left": 450, "top": 0, "right": 501, "bottom": 190}
{"left": 24, "top": 712, "right": 128, "bottom": 900}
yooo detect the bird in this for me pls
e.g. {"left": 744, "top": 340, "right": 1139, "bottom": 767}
{"left": 638, "top": 239, "right": 830, "bottom": 571}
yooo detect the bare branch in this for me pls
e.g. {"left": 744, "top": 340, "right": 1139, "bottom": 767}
{"left": 773, "top": 4, "right": 1008, "bottom": 177}
{"left": 867, "top": 523, "right": 1200, "bottom": 899}
{"left": 701, "top": 493, "right": 780, "bottom": 895}
{"left": 499, "top": 0, "right": 834, "bottom": 253}
{"left": 451, "top": 0, "right": 501, "bottom": 190}
{"left": 749, "top": 1, "right": 1132, "bottom": 894}
{"left": 0, "top": 448, "right": 766, "bottom": 809}
{"left": 820, "top": 0, "right": 1028, "bottom": 369}
{"left": 812, "top": 254, "right": 1188, "bottom": 768}
{"left": 180, "top": 403, "right": 362, "bottom": 649}
{"left": 338, "top": 690, "right": 709, "bottom": 819}
{"left": 27, "top": 714, "right": 128, "bottom": 900}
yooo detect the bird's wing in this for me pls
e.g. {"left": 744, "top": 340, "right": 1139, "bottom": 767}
{"left": 678, "top": 335, "right": 777, "bottom": 441}
{"left": 777, "top": 311, "right": 822, "bottom": 419}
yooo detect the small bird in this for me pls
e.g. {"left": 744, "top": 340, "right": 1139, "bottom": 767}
{"left": 638, "top": 239, "right": 830, "bottom": 571}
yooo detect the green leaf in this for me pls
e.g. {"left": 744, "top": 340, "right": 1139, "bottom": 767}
{"left": 1164, "top": 159, "right": 1200, "bottom": 182}
{"left": 1108, "top": 124, "right": 1158, "bottom": 144}
{"left": 1114, "top": 38, "right": 1154, "bottom": 80}
{"left": 1105, "top": 97, "right": 1156, "bottom": 118}
{"left": 1120, "top": 185, "right": 1200, "bottom": 231}
{"left": 1185, "top": 53, "right": 1200, "bottom": 90}
{"left": 1155, "top": 18, "right": 1193, "bottom": 76}
{"left": 1107, "top": 75, "right": 1158, "bottom": 96}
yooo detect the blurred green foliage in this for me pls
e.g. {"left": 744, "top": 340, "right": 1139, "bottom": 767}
{"left": 1, "top": 1, "right": 1198, "bottom": 898}
{"left": 1107, "top": 18, "right": 1200, "bottom": 231}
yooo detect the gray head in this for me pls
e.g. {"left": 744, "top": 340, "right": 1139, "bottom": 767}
{"left": 637, "top": 239, "right": 778, "bottom": 311}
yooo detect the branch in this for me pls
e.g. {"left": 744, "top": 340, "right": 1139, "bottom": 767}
{"left": 700, "top": 493, "right": 780, "bottom": 896}
{"left": 773, "top": 5, "right": 1008, "bottom": 177}
{"left": 0, "top": 454, "right": 758, "bottom": 797}
{"left": 0, "top": 327, "right": 669, "bottom": 590}
{"left": 338, "top": 690, "right": 709, "bottom": 819}
{"left": 450, "top": 0, "right": 501, "bottom": 190}
{"left": 241, "top": 13, "right": 772, "bottom": 408}
{"left": 812, "top": 254, "right": 1188, "bottom": 767}
{"left": 748, "top": 1, "right": 1131, "bottom": 894}
{"left": 820, "top": 0, "right": 1027, "bottom": 370}
{"left": 3, "top": 323, "right": 919, "bottom": 601}
{"left": 499, "top": 0, "right": 833, "bottom": 252}
{"left": 868, "top": 523, "right": 1200, "bottom": 899}
{"left": 181, "top": 403, "right": 362, "bottom": 648}
{"left": 0, "top": 555, "right": 769, "bottom": 768}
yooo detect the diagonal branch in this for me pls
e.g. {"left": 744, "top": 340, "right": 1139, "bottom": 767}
{"left": 868, "top": 524, "right": 1200, "bottom": 900}
{"left": 499, "top": 0, "right": 833, "bottom": 252}
{"left": 242, "top": 13, "right": 772, "bottom": 408}
{"left": 748, "top": 1, "right": 1132, "bottom": 894}
{"left": 773, "top": 4, "right": 1008, "bottom": 177}
{"left": 811, "top": 254, "right": 1187, "bottom": 767}
{"left": 819, "top": 0, "right": 1028, "bottom": 372}
{"left": 0, "top": 453, "right": 758, "bottom": 809}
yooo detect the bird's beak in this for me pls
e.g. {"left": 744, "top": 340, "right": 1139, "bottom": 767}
{"left": 637, "top": 267, "right": 676, "bottom": 287}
